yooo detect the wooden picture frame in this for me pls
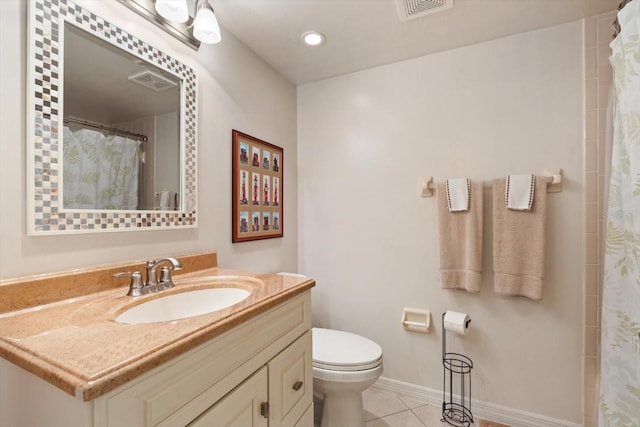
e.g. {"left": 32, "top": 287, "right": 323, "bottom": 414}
{"left": 232, "top": 130, "right": 283, "bottom": 242}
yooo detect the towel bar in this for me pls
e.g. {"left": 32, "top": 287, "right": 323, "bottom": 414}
{"left": 420, "top": 169, "right": 562, "bottom": 197}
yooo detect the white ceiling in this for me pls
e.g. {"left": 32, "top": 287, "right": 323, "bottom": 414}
{"left": 213, "top": 0, "right": 620, "bottom": 85}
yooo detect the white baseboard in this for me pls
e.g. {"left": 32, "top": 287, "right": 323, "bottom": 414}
{"left": 373, "top": 377, "right": 582, "bottom": 427}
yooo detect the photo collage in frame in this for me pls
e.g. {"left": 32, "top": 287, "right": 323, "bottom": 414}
{"left": 232, "top": 130, "right": 283, "bottom": 242}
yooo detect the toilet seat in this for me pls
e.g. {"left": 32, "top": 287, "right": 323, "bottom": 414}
{"left": 312, "top": 328, "right": 383, "bottom": 372}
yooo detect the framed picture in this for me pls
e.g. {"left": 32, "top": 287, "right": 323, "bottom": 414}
{"left": 232, "top": 130, "right": 283, "bottom": 242}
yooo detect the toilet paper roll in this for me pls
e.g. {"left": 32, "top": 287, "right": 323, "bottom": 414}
{"left": 443, "top": 311, "right": 471, "bottom": 335}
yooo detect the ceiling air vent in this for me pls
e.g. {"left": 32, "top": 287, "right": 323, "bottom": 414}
{"left": 128, "top": 70, "right": 178, "bottom": 91}
{"left": 396, "top": 0, "right": 453, "bottom": 21}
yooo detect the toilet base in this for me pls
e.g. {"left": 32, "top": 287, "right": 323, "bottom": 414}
{"left": 321, "top": 391, "right": 365, "bottom": 427}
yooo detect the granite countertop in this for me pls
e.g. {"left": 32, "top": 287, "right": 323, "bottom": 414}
{"left": 0, "top": 267, "right": 314, "bottom": 401}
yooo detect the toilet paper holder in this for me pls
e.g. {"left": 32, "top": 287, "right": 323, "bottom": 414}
{"left": 402, "top": 308, "right": 431, "bottom": 333}
{"left": 441, "top": 312, "right": 473, "bottom": 427}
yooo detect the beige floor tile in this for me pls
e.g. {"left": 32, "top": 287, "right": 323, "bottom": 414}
{"left": 412, "top": 404, "right": 453, "bottom": 426}
{"left": 318, "top": 387, "right": 480, "bottom": 427}
{"left": 363, "top": 388, "right": 409, "bottom": 421}
{"left": 397, "top": 395, "right": 430, "bottom": 409}
{"left": 365, "top": 410, "right": 427, "bottom": 427}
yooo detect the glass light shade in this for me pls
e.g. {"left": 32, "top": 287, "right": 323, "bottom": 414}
{"left": 193, "top": 7, "right": 222, "bottom": 44}
{"left": 155, "top": 0, "right": 189, "bottom": 24}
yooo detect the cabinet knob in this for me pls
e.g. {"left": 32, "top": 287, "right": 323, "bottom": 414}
{"left": 292, "top": 380, "right": 303, "bottom": 391}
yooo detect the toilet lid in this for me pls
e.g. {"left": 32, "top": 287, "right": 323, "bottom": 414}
{"left": 312, "top": 328, "right": 382, "bottom": 371}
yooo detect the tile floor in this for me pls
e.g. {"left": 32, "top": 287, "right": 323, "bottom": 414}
{"left": 363, "top": 387, "right": 450, "bottom": 426}
{"left": 314, "top": 386, "right": 477, "bottom": 427}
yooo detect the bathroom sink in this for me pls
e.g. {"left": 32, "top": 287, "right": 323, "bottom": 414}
{"left": 115, "top": 287, "right": 251, "bottom": 324}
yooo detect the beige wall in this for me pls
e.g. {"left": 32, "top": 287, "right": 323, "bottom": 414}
{"left": 298, "top": 21, "right": 585, "bottom": 423}
{"left": 0, "top": 0, "right": 298, "bottom": 279}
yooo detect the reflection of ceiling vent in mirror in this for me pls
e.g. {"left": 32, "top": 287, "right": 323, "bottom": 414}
{"left": 396, "top": 0, "right": 453, "bottom": 21}
{"left": 128, "top": 70, "right": 178, "bottom": 91}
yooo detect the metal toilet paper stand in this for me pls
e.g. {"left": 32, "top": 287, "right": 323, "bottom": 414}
{"left": 441, "top": 312, "right": 473, "bottom": 427}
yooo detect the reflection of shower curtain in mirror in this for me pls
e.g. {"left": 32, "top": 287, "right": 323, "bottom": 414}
{"left": 63, "top": 127, "right": 140, "bottom": 210}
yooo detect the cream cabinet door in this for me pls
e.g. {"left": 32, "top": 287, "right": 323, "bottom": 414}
{"left": 188, "top": 367, "right": 268, "bottom": 427}
{"left": 268, "top": 331, "right": 313, "bottom": 427}
{"left": 293, "top": 403, "right": 313, "bottom": 427}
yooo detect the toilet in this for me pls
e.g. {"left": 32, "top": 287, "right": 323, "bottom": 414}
{"left": 312, "top": 327, "right": 383, "bottom": 427}
{"left": 275, "top": 273, "right": 383, "bottom": 426}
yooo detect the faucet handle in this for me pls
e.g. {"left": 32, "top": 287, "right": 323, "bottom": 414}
{"left": 158, "top": 266, "right": 176, "bottom": 290}
{"left": 145, "top": 257, "right": 183, "bottom": 287}
{"left": 113, "top": 271, "right": 145, "bottom": 297}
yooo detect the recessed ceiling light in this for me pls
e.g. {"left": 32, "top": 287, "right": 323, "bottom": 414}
{"left": 302, "top": 31, "right": 325, "bottom": 47}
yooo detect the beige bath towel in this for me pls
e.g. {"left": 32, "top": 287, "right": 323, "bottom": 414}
{"left": 437, "top": 180, "right": 483, "bottom": 292}
{"left": 492, "top": 176, "right": 547, "bottom": 300}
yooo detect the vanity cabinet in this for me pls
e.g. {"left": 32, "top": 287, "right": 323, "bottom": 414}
{"left": 0, "top": 291, "right": 312, "bottom": 427}
{"left": 95, "top": 291, "right": 312, "bottom": 427}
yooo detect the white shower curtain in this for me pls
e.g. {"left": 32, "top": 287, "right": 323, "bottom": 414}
{"left": 599, "top": 1, "right": 640, "bottom": 426}
{"left": 63, "top": 127, "right": 140, "bottom": 210}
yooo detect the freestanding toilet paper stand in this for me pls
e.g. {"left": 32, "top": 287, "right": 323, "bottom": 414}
{"left": 441, "top": 312, "right": 474, "bottom": 427}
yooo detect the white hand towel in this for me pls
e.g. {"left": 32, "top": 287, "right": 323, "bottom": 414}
{"left": 506, "top": 174, "right": 536, "bottom": 211}
{"left": 446, "top": 178, "right": 471, "bottom": 212}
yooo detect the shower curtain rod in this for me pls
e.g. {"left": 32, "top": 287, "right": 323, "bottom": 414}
{"left": 63, "top": 117, "right": 148, "bottom": 142}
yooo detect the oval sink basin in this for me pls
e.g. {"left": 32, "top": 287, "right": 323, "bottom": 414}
{"left": 115, "top": 288, "right": 251, "bottom": 324}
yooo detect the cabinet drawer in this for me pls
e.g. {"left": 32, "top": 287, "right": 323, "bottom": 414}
{"left": 268, "top": 331, "right": 312, "bottom": 427}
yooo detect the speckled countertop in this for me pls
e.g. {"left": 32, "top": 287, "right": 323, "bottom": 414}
{"left": 0, "top": 256, "right": 314, "bottom": 401}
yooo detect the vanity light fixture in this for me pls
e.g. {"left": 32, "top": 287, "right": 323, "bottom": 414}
{"left": 302, "top": 31, "right": 326, "bottom": 47}
{"left": 155, "top": 0, "right": 189, "bottom": 23}
{"left": 154, "top": 0, "right": 222, "bottom": 44}
{"left": 193, "top": 0, "right": 222, "bottom": 44}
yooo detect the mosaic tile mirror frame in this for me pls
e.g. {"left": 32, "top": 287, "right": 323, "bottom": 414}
{"left": 27, "top": 0, "right": 198, "bottom": 234}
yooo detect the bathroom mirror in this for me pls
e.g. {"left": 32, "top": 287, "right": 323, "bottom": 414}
{"left": 27, "top": 0, "right": 197, "bottom": 234}
{"left": 64, "top": 24, "right": 182, "bottom": 212}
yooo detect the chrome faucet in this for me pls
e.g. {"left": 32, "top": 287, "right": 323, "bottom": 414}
{"left": 145, "top": 257, "right": 183, "bottom": 290}
{"left": 113, "top": 257, "right": 183, "bottom": 297}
